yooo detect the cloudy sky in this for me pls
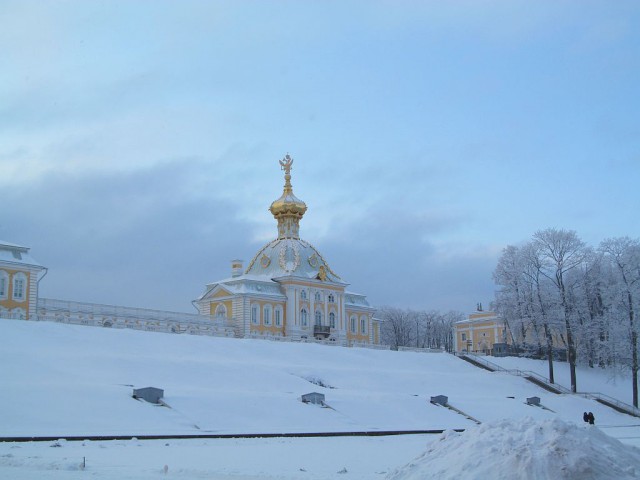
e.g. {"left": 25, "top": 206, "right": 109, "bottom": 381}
{"left": 1, "top": 1, "right": 639, "bottom": 314}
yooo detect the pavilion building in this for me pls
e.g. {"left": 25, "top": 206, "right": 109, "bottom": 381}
{"left": 194, "top": 155, "right": 380, "bottom": 345}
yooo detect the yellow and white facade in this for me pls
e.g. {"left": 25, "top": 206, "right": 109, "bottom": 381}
{"left": 195, "top": 155, "right": 380, "bottom": 345}
{"left": 454, "top": 310, "right": 508, "bottom": 355}
{"left": 0, "top": 241, "right": 46, "bottom": 320}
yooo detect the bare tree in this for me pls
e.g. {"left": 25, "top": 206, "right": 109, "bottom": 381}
{"left": 379, "top": 306, "right": 461, "bottom": 352}
{"left": 379, "top": 306, "right": 415, "bottom": 349}
{"left": 600, "top": 237, "right": 640, "bottom": 407}
{"left": 532, "top": 228, "right": 588, "bottom": 393}
{"left": 521, "top": 241, "right": 558, "bottom": 384}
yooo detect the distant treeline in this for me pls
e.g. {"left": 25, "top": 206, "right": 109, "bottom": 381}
{"left": 379, "top": 306, "right": 463, "bottom": 353}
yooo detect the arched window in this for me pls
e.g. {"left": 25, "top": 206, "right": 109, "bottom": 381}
{"left": 215, "top": 304, "right": 227, "bottom": 318}
{"left": 360, "top": 316, "right": 367, "bottom": 334}
{"left": 300, "top": 289, "right": 307, "bottom": 300}
{"left": 264, "top": 305, "right": 272, "bottom": 326}
{"left": 0, "top": 270, "right": 8, "bottom": 299}
{"left": 350, "top": 315, "right": 356, "bottom": 333}
{"left": 251, "top": 304, "right": 259, "bottom": 325}
{"left": 315, "top": 292, "right": 321, "bottom": 303}
{"left": 275, "top": 307, "right": 283, "bottom": 327}
{"left": 328, "top": 294, "right": 335, "bottom": 303}
{"left": 12, "top": 273, "right": 26, "bottom": 301}
{"left": 301, "top": 309, "right": 308, "bottom": 326}
{"left": 315, "top": 310, "right": 322, "bottom": 326}
{"left": 329, "top": 312, "right": 336, "bottom": 328}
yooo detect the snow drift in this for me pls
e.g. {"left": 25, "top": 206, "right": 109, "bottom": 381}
{"left": 387, "top": 417, "right": 640, "bottom": 480}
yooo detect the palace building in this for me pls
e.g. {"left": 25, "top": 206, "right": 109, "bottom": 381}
{"left": 194, "top": 155, "right": 380, "bottom": 345}
{"left": 453, "top": 308, "right": 509, "bottom": 355}
{"left": 0, "top": 241, "right": 46, "bottom": 320}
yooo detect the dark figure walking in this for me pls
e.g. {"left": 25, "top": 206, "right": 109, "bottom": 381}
{"left": 587, "top": 412, "right": 595, "bottom": 425}
{"left": 583, "top": 412, "right": 589, "bottom": 423}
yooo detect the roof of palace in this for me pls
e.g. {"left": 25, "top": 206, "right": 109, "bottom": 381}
{"left": 244, "top": 237, "right": 343, "bottom": 284}
{"left": 0, "top": 241, "right": 43, "bottom": 269}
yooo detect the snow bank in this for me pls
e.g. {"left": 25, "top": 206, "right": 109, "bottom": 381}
{"left": 387, "top": 417, "right": 640, "bottom": 480}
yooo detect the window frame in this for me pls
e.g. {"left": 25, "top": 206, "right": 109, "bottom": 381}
{"left": 251, "top": 304, "right": 259, "bottom": 325}
{"left": 264, "top": 305, "right": 272, "bottom": 326}
{"left": 215, "top": 303, "right": 227, "bottom": 318}
{"left": 12, "top": 272, "right": 27, "bottom": 302}
{"left": 0, "top": 270, "right": 8, "bottom": 299}
{"left": 360, "top": 316, "right": 367, "bottom": 334}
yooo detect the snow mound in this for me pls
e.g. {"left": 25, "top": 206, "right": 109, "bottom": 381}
{"left": 387, "top": 417, "right": 640, "bottom": 480}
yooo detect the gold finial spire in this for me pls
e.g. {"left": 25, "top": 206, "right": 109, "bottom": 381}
{"left": 270, "top": 153, "right": 307, "bottom": 239}
{"left": 279, "top": 153, "right": 294, "bottom": 194}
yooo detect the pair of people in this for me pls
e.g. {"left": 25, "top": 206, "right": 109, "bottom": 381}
{"left": 583, "top": 411, "right": 595, "bottom": 425}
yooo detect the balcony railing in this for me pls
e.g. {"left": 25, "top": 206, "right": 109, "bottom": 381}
{"left": 313, "top": 325, "right": 331, "bottom": 337}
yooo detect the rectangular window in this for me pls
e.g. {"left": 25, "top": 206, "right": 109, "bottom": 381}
{"left": 360, "top": 318, "right": 366, "bottom": 334}
{"left": 251, "top": 306, "right": 258, "bottom": 325}
{"left": 350, "top": 317, "right": 356, "bottom": 333}
{"left": 461, "top": 333, "right": 467, "bottom": 341}
{"left": 13, "top": 279, "right": 25, "bottom": 300}
{"left": 0, "top": 277, "right": 6, "bottom": 297}
{"left": 275, "top": 309, "right": 281, "bottom": 326}
{"left": 264, "top": 307, "right": 272, "bottom": 326}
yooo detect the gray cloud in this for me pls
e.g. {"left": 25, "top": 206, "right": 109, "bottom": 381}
{"left": 2, "top": 160, "right": 254, "bottom": 312}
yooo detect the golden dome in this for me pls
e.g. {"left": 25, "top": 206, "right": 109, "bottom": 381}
{"left": 269, "top": 154, "right": 307, "bottom": 239}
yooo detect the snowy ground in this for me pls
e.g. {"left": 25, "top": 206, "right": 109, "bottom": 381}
{"left": 488, "top": 355, "right": 637, "bottom": 405}
{"left": 2, "top": 319, "right": 640, "bottom": 479}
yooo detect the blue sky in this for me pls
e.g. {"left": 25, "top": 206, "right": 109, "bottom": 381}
{"left": 1, "top": 1, "right": 639, "bottom": 314}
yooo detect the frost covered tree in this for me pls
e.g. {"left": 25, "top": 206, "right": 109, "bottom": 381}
{"left": 600, "top": 237, "right": 640, "bottom": 407}
{"left": 532, "top": 228, "right": 588, "bottom": 393}
{"left": 494, "top": 242, "right": 559, "bottom": 384}
{"left": 494, "top": 228, "right": 640, "bottom": 397}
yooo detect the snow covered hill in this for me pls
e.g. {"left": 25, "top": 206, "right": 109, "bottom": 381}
{"left": 2, "top": 318, "right": 640, "bottom": 479}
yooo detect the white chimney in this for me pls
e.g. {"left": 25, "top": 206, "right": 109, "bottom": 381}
{"left": 231, "top": 259, "right": 244, "bottom": 277}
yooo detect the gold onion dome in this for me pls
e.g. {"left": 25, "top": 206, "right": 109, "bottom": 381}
{"left": 270, "top": 154, "right": 307, "bottom": 239}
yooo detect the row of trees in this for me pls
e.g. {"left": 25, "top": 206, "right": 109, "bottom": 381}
{"left": 493, "top": 228, "right": 639, "bottom": 406}
{"left": 379, "top": 306, "right": 463, "bottom": 353}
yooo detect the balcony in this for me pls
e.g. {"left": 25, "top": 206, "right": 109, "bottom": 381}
{"left": 313, "top": 325, "right": 331, "bottom": 338}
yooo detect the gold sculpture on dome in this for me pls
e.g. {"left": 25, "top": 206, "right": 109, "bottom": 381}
{"left": 279, "top": 153, "right": 293, "bottom": 175}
